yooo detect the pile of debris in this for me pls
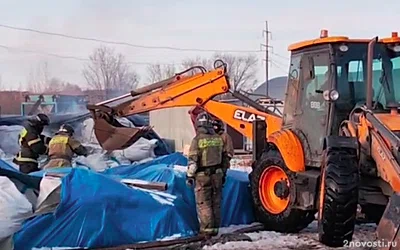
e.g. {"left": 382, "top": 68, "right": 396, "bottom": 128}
{"left": 0, "top": 112, "right": 262, "bottom": 249}
{"left": 0, "top": 114, "right": 170, "bottom": 171}
{"left": 0, "top": 152, "right": 255, "bottom": 249}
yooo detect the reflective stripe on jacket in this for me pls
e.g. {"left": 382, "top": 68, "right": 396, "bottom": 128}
{"left": 46, "top": 133, "right": 88, "bottom": 167}
{"left": 14, "top": 121, "right": 48, "bottom": 164}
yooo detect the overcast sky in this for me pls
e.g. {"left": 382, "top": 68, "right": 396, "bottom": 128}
{"left": 0, "top": 0, "right": 398, "bottom": 90}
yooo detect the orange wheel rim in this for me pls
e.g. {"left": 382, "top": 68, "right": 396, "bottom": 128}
{"left": 258, "top": 166, "right": 290, "bottom": 214}
{"left": 318, "top": 169, "right": 326, "bottom": 221}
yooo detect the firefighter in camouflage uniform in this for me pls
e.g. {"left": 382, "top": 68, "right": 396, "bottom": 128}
{"left": 212, "top": 118, "right": 234, "bottom": 164}
{"left": 43, "top": 124, "right": 88, "bottom": 169}
{"left": 13, "top": 113, "right": 51, "bottom": 174}
{"left": 186, "top": 112, "right": 230, "bottom": 237}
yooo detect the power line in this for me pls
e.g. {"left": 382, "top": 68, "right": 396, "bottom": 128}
{"left": 271, "top": 51, "right": 289, "bottom": 60}
{"left": 270, "top": 60, "right": 288, "bottom": 74}
{"left": 270, "top": 56, "right": 289, "bottom": 68}
{"left": 0, "top": 44, "right": 177, "bottom": 66}
{"left": 261, "top": 21, "right": 272, "bottom": 96}
{"left": 0, "top": 23, "right": 263, "bottom": 53}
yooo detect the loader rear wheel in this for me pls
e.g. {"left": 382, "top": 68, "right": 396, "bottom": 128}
{"left": 318, "top": 148, "right": 359, "bottom": 247}
{"left": 251, "top": 149, "right": 315, "bottom": 233}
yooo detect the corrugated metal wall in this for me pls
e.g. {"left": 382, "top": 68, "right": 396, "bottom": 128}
{"left": 149, "top": 107, "right": 195, "bottom": 152}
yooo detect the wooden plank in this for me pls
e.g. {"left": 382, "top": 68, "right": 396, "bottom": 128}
{"left": 44, "top": 173, "right": 168, "bottom": 191}
{"left": 91, "top": 235, "right": 207, "bottom": 250}
{"left": 121, "top": 179, "right": 167, "bottom": 191}
{"left": 90, "top": 224, "right": 265, "bottom": 250}
{"left": 230, "top": 223, "right": 265, "bottom": 234}
{"left": 44, "top": 173, "right": 66, "bottom": 178}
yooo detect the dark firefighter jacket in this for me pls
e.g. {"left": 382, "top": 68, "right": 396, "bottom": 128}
{"left": 187, "top": 127, "right": 229, "bottom": 177}
{"left": 44, "top": 133, "right": 88, "bottom": 169}
{"left": 219, "top": 132, "right": 234, "bottom": 159}
{"left": 14, "top": 120, "right": 51, "bottom": 165}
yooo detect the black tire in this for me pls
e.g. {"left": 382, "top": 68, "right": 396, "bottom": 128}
{"left": 251, "top": 149, "right": 315, "bottom": 233}
{"left": 318, "top": 148, "right": 359, "bottom": 247}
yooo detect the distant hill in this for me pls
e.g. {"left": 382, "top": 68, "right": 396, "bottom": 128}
{"left": 249, "top": 76, "right": 288, "bottom": 100}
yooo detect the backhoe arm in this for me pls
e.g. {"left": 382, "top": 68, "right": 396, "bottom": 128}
{"left": 341, "top": 107, "right": 400, "bottom": 246}
{"left": 113, "top": 82, "right": 283, "bottom": 140}
{"left": 103, "top": 67, "right": 229, "bottom": 116}
{"left": 344, "top": 107, "right": 400, "bottom": 192}
{"left": 87, "top": 60, "right": 283, "bottom": 151}
{"left": 86, "top": 61, "right": 233, "bottom": 151}
{"left": 368, "top": 127, "right": 400, "bottom": 192}
{"left": 203, "top": 100, "right": 282, "bottom": 139}
{"left": 352, "top": 109, "right": 400, "bottom": 246}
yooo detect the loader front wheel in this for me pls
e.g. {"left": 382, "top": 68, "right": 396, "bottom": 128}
{"left": 251, "top": 149, "right": 315, "bottom": 233}
{"left": 318, "top": 148, "right": 359, "bottom": 247}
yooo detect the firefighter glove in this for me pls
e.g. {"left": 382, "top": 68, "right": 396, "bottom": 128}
{"left": 186, "top": 176, "right": 195, "bottom": 187}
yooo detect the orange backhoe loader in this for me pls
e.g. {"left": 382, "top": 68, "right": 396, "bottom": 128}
{"left": 87, "top": 31, "right": 400, "bottom": 248}
{"left": 86, "top": 60, "right": 282, "bottom": 151}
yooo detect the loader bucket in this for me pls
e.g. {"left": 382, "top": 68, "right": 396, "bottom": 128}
{"left": 93, "top": 117, "right": 152, "bottom": 151}
{"left": 377, "top": 193, "right": 400, "bottom": 249}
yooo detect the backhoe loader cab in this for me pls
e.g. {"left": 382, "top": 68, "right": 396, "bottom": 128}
{"left": 282, "top": 31, "right": 400, "bottom": 167}
{"left": 250, "top": 30, "right": 400, "bottom": 248}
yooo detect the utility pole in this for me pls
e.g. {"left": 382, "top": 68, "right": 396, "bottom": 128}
{"left": 261, "top": 21, "right": 272, "bottom": 97}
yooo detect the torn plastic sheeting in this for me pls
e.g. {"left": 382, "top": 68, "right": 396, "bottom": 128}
{"left": 35, "top": 176, "right": 62, "bottom": 216}
{"left": 14, "top": 168, "right": 198, "bottom": 250}
{"left": 0, "top": 176, "right": 33, "bottom": 241}
{"left": 112, "top": 137, "right": 158, "bottom": 162}
{"left": 11, "top": 153, "right": 255, "bottom": 249}
{"left": 0, "top": 158, "right": 19, "bottom": 172}
{"left": 101, "top": 152, "right": 188, "bottom": 177}
{"left": 0, "top": 112, "right": 171, "bottom": 157}
{"left": 0, "top": 125, "right": 23, "bottom": 155}
{"left": 0, "top": 164, "right": 42, "bottom": 191}
{"left": 124, "top": 115, "right": 171, "bottom": 156}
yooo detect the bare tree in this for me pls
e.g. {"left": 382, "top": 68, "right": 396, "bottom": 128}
{"left": 213, "top": 53, "right": 258, "bottom": 91}
{"left": 82, "top": 46, "right": 140, "bottom": 91}
{"left": 18, "top": 82, "right": 24, "bottom": 91}
{"left": 180, "top": 56, "right": 213, "bottom": 76}
{"left": 146, "top": 58, "right": 210, "bottom": 82}
{"left": 44, "top": 77, "right": 82, "bottom": 93}
{"left": 63, "top": 82, "right": 82, "bottom": 93}
{"left": 45, "top": 77, "right": 64, "bottom": 92}
{"left": 27, "top": 61, "right": 50, "bottom": 93}
{"left": 178, "top": 53, "right": 258, "bottom": 91}
{"left": 146, "top": 64, "right": 176, "bottom": 83}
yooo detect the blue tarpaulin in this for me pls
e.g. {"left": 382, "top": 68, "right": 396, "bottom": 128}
{"left": 0, "top": 153, "right": 255, "bottom": 249}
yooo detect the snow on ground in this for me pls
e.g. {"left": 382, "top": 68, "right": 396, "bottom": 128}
{"left": 33, "top": 248, "right": 85, "bottom": 250}
{"left": 205, "top": 221, "right": 377, "bottom": 250}
{"left": 229, "top": 155, "right": 252, "bottom": 173}
{"left": 158, "top": 233, "right": 183, "bottom": 241}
